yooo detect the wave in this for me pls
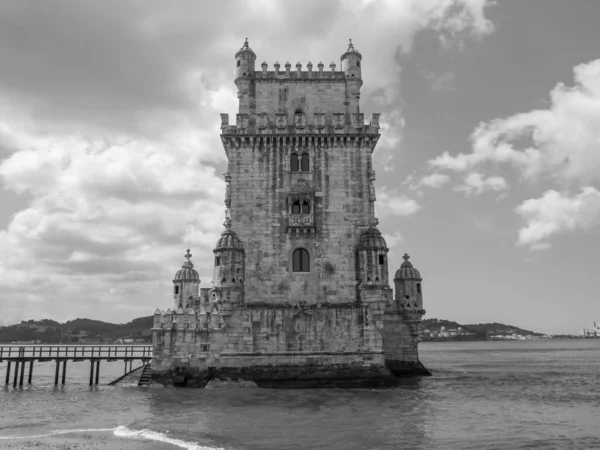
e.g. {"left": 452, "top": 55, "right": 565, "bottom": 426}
{"left": 1, "top": 426, "right": 224, "bottom": 449}
{"left": 0, "top": 428, "right": 114, "bottom": 439}
{"left": 113, "top": 425, "right": 224, "bottom": 450}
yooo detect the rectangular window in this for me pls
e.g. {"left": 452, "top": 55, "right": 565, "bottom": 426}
{"left": 174, "top": 286, "right": 179, "bottom": 295}
{"left": 215, "top": 256, "right": 221, "bottom": 266}
{"left": 378, "top": 255, "right": 385, "bottom": 265}
{"left": 417, "top": 283, "right": 421, "bottom": 294}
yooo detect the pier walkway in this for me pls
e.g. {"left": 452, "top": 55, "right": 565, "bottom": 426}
{"left": 1, "top": 345, "right": 152, "bottom": 387}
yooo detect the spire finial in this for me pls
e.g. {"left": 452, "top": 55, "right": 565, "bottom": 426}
{"left": 182, "top": 249, "right": 194, "bottom": 268}
{"left": 370, "top": 217, "right": 379, "bottom": 228}
{"left": 403, "top": 253, "right": 410, "bottom": 262}
{"left": 348, "top": 38, "right": 354, "bottom": 51}
{"left": 185, "top": 249, "right": 192, "bottom": 261}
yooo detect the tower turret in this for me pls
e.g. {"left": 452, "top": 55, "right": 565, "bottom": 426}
{"left": 172, "top": 249, "right": 200, "bottom": 309}
{"left": 212, "top": 216, "right": 245, "bottom": 313}
{"left": 234, "top": 38, "right": 256, "bottom": 114}
{"left": 394, "top": 253, "right": 423, "bottom": 311}
{"left": 341, "top": 39, "right": 362, "bottom": 113}
{"left": 357, "top": 218, "right": 389, "bottom": 288}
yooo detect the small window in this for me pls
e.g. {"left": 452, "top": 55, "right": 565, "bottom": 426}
{"left": 301, "top": 201, "right": 310, "bottom": 214}
{"left": 290, "top": 153, "right": 299, "bottom": 172}
{"left": 292, "top": 200, "right": 301, "bottom": 214}
{"left": 237, "top": 60, "right": 241, "bottom": 67}
{"left": 405, "top": 295, "right": 409, "bottom": 299}
{"left": 357, "top": 61, "right": 360, "bottom": 68}
{"left": 417, "top": 283, "right": 421, "bottom": 294}
{"left": 174, "top": 286, "right": 179, "bottom": 295}
{"left": 378, "top": 255, "right": 385, "bottom": 265}
{"left": 292, "top": 248, "right": 310, "bottom": 272}
{"left": 300, "top": 153, "right": 309, "bottom": 172}
{"left": 215, "top": 256, "right": 221, "bottom": 266}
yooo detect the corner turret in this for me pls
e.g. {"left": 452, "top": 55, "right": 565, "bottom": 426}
{"left": 357, "top": 218, "right": 389, "bottom": 288}
{"left": 173, "top": 249, "right": 200, "bottom": 309}
{"left": 394, "top": 253, "right": 423, "bottom": 311}
{"left": 340, "top": 39, "right": 362, "bottom": 112}
{"left": 235, "top": 38, "right": 256, "bottom": 80}
{"left": 212, "top": 215, "right": 245, "bottom": 314}
{"left": 234, "top": 38, "right": 256, "bottom": 115}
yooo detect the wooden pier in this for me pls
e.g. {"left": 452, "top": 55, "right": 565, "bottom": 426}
{"left": 1, "top": 345, "right": 152, "bottom": 387}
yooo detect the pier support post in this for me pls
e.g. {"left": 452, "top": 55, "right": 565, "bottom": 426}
{"left": 89, "top": 360, "right": 94, "bottom": 386}
{"left": 28, "top": 361, "right": 33, "bottom": 384}
{"left": 5, "top": 361, "right": 11, "bottom": 385}
{"left": 61, "top": 360, "right": 67, "bottom": 385}
{"left": 13, "top": 361, "right": 19, "bottom": 388}
{"left": 19, "top": 360, "right": 25, "bottom": 387}
{"left": 95, "top": 360, "right": 100, "bottom": 385}
{"left": 54, "top": 360, "right": 60, "bottom": 385}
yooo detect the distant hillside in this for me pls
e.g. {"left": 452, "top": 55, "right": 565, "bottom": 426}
{"left": 0, "top": 316, "right": 154, "bottom": 344}
{"left": 421, "top": 318, "right": 544, "bottom": 341}
{"left": 0, "top": 315, "right": 544, "bottom": 344}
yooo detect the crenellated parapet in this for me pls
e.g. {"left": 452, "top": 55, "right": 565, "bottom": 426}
{"left": 221, "top": 112, "right": 380, "bottom": 134}
{"left": 152, "top": 304, "right": 223, "bottom": 334}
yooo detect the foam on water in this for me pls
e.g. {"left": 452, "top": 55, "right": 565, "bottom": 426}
{"left": 0, "top": 426, "right": 222, "bottom": 449}
{"left": 114, "top": 425, "right": 224, "bottom": 450}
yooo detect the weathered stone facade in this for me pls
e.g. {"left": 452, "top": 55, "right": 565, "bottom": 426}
{"left": 150, "top": 40, "right": 430, "bottom": 388}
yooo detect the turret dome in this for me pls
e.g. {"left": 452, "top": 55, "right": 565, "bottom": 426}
{"left": 173, "top": 249, "right": 200, "bottom": 281}
{"left": 214, "top": 218, "right": 244, "bottom": 251}
{"left": 235, "top": 37, "right": 255, "bottom": 58}
{"left": 394, "top": 253, "right": 421, "bottom": 280}
{"left": 341, "top": 38, "right": 362, "bottom": 60}
{"left": 357, "top": 219, "right": 387, "bottom": 250}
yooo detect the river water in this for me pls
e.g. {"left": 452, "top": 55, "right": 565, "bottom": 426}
{"left": 0, "top": 339, "right": 599, "bottom": 449}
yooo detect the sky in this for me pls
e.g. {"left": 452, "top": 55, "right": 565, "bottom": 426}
{"left": 0, "top": 0, "right": 599, "bottom": 334}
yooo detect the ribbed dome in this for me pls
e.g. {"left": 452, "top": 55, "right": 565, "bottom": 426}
{"left": 394, "top": 253, "right": 422, "bottom": 280}
{"left": 357, "top": 219, "right": 387, "bottom": 250}
{"left": 289, "top": 178, "right": 313, "bottom": 196}
{"left": 341, "top": 38, "right": 362, "bottom": 60}
{"left": 214, "top": 218, "right": 244, "bottom": 251}
{"left": 173, "top": 249, "right": 200, "bottom": 282}
{"left": 235, "top": 38, "right": 255, "bottom": 57}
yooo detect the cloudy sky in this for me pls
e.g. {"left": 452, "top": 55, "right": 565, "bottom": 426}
{"left": 1, "top": 0, "right": 599, "bottom": 334}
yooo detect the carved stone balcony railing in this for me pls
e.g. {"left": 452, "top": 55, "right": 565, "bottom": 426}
{"left": 289, "top": 214, "right": 313, "bottom": 227}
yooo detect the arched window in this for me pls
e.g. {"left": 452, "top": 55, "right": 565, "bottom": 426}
{"left": 301, "top": 153, "right": 309, "bottom": 172}
{"left": 290, "top": 153, "right": 299, "bottom": 172}
{"left": 292, "top": 248, "right": 310, "bottom": 272}
{"left": 301, "top": 201, "right": 310, "bottom": 214}
{"left": 292, "top": 200, "right": 301, "bottom": 214}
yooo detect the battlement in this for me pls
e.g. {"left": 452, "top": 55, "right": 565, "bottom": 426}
{"left": 220, "top": 112, "right": 381, "bottom": 136}
{"left": 152, "top": 306, "right": 223, "bottom": 332}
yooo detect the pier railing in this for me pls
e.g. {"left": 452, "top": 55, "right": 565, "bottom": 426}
{"left": 1, "top": 344, "right": 153, "bottom": 387}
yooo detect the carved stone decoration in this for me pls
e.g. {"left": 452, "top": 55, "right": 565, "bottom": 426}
{"left": 313, "top": 113, "right": 325, "bottom": 129}
{"left": 351, "top": 113, "right": 364, "bottom": 129}
{"left": 223, "top": 172, "right": 232, "bottom": 208}
{"left": 370, "top": 113, "right": 381, "bottom": 129}
{"left": 220, "top": 113, "right": 229, "bottom": 129}
{"left": 257, "top": 112, "right": 269, "bottom": 129}
{"left": 294, "top": 112, "right": 306, "bottom": 129}
{"left": 368, "top": 169, "right": 376, "bottom": 201}
{"left": 236, "top": 113, "right": 248, "bottom": 129}
{"left": 332, "top": 113, "right": 345, "bottom": 129}
{"left": 275, "top": 113, "right": 288, "bottom": 129}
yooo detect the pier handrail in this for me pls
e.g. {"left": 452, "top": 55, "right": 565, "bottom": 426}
{"left": 0, "top": 344, "right": 153, "bottom": 361}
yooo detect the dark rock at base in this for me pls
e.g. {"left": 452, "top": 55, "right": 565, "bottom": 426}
{"left": 385, "top": 359, "right": 432, "bottom": 377}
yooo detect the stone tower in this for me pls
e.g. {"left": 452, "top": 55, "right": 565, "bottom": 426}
{"left": 220, "top": 39, "right": 384, "bottom": 306}
{"left": 151, "top": 40, "right": 430, "bottom": 388}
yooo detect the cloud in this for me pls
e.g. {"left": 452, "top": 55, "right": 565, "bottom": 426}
{"left": 423, "top": 71, "right": 456, "bottom": 93}
{"left": 415, "top": 173, "right": 452, "bottom": 189}
{"left": 376, "top": 188, "right": 422, "bottom": 217}
{"left": 454, "top": 172, "right": 508, "bottom": 196}
{"left": 428, "top": 59, "right": 600, "bottom": 185}
{"left": 0, "top": 0, "right": 494, "bottom": 324}
{"left": 383, "top": 231, "right": 404, "bottom": 249}
{"left": 515, "top": 187, "right": 600, "bottom": 250}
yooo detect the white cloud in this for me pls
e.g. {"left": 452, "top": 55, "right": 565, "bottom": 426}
{"left": 423, "top": 71, "right": 456, "bottom": 93}
{"left": 383, "top": 231, "right": 404, "bottom": 248}
{"left": 376, "top": 188, "right": 422, "bottom": 217}
{"left": 428, "top": 59, "right": 600, "bottom": 185}
{"left": 454, "top": 172, "right": 508, "bottom": 196}
{"left": 515, "top": 187, "right": 600, "bottom": 249}
{"left": 417, "top": 173, "right": 452, "bottom": 189}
